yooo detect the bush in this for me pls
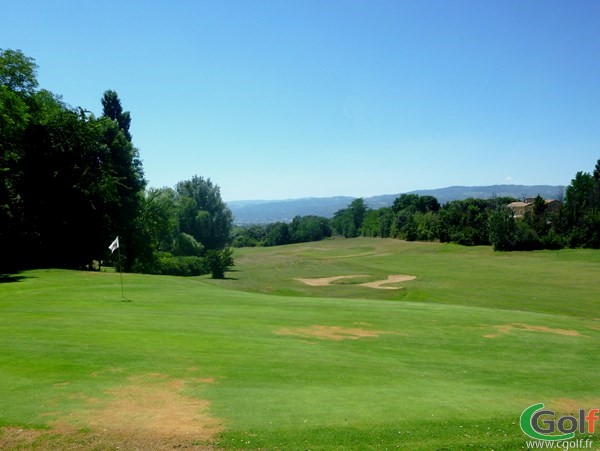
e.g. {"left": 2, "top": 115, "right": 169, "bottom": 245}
{"left": 540, "top": 229, "right": 565, "bottom": 250}
{"left": 513, "top": 221, "right": 542, "bottom": 251}
{"left": 232, "top": 235, "right": 260, "bottom": 247}
{"left": 205, "top": 248, "right": 234, "bottom": 279}
{"left": 172, "top": 232, "right": 204, "bottom": 256}
{"left": 153, "top": 252, "right": 207, "bottom": 276}
{"left": 575, "top": 212, "right": 600, "bottom": 249}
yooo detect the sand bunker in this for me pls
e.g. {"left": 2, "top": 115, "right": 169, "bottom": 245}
{"left": 483, "top": 323, "right": 582, "bottom": 339}
{"left": 295, "top": 275, "right": 370, "bottom": 286}
{"left": 360, "top": 274, "right": 417, "bottom": 289}
{"left": 296, "top": 274, "right": 416, "bottom": 289}
{"left": 275, "top": 325, "right": 394, "bottom": 341}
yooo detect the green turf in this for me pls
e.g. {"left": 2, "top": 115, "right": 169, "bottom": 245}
{"left": 0, "top": 238, "right": 598, "bottom": 449}
{"left": 209, "top": 238, "right": 600, "bottom": 318}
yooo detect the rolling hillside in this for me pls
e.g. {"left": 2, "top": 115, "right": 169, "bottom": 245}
{"left": 228, "top": 184, "right": 564, "bottom": 224}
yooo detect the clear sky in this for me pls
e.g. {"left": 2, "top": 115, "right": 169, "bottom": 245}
{"left": 2, "top": 0, "right": 599, "bottom": 201}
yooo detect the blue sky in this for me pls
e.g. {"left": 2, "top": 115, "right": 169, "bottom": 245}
{"left": 2, "top": 0, "right": 599, "bottom": 201}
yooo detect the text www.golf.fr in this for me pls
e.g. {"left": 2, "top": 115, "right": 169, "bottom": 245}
{"left": 525, "top": 439, "right": 594, "bottom": 449}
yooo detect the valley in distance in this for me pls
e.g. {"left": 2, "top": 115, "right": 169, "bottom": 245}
{"left": 227, "top": 184, "right": 564, "bottom": 224}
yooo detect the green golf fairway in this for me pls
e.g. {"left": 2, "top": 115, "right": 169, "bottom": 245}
{"left": 1, "top": 238, "right": 598, "bottom": 449}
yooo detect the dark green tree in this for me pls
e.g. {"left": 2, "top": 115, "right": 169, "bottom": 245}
{"left": 175, "top": 176, "right": 233, "bottom": 250}
{"left": 392, "top": 194, "right": 420, "bottom": 213}
{"left": 438, "top": 198, "right": 490, "bottom": 246}
{"left": 138, "top": 188, "right": 178, "bottom": 252}
{"left": 264, "top": 222, "right": 290, "bottom": 246}
{"left": 564, "top": 171, "right": 596, "bottom": 247}
{"left": 413, "top": 211, "right": 439, "bottom": 241}
{"left": 332, "top": 198, "right": 367, "bottom": 238}
{"left": 0, "top": 49, "right": 38, "bottom": 93}
{"left": 377, "top": 207, "right": 394, "bottom": 238}
{"left": 290, "top": 215, "right": 332, "bottom": 243}
{"left": 96, "top": 115, "right": 146, "bottom": 270}
{"left": 349, "top": 198, "right": 367, "bottom": 230}
{"left": 524, "top": 195, "right": 549, "bottom": 239}
{"left": 130, "top": 187, "right": 178, "bottom": 272}
{"left": 390, "top": 209, "right": 412, "bottom": 239}
{"left": 361, "top": 208, "right": 394, "bottom": 238}
{"left": 232, "top": 225, "right": 267, "bottom": 247}
{"left": 361, "top": 210, "right": 382, "bottom": 237}
{"left": 101, "top": 90, "right": 132, "bottom": 141}
{"left": 0, "top": 88, "right": 28, "bottom": 269}
{"left": 332, "top": 208, "right": 356, "bottom": 237}
{"left": 17, "top": 106, "right": 107, "bottom": 267}
{"left": 488, "top": 207, "right": 516, "bottom": 251}
{"left": 565, "top": 172, "right": 595, "bottom": 223}
{"left": 0, "top": 49, "right": 39, "bottom": 270}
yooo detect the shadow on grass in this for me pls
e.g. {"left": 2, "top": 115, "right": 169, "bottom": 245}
{"left": 0, "top": 273, "right": 34, "bottom": 284}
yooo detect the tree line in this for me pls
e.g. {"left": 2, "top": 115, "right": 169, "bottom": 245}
{"left": 334, "top": 160, "right": 600, "bottom": 250}
{"left": 234, "top": 159, "right": 600, "bottom": 251}
{"left": 232, "top": 215, "right": 333, "bottom": 247}
{"left": 1, "top": 49, "right": 233, "bottom": 276}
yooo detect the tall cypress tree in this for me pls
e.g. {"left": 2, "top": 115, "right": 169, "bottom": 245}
{"left": 99, "top": 90, "right": 146, "bottom": 270}
{"left": 101, "top": 90, "right": 132, "bottom": 141}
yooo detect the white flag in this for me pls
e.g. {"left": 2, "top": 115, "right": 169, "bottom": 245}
{"left": 109, "top": 237, "right": 119, "bottom": 253}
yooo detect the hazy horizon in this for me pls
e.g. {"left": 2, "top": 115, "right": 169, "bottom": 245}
{"left": 225, "top": 182, "right": 566, "bottom": 203}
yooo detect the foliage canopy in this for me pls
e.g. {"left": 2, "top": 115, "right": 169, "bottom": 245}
{"left": 0, "top": 49, "right": 233, "bottom": 276}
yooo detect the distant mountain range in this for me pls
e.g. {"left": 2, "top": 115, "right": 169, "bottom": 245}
{"left": 227, "top": 184, "right": 564, "bottom": 225}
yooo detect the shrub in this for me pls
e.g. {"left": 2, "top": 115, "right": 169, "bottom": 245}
{"left": 205, "top": 248, "right": 234, "bottom": 279}
{"left": 540, "top": 229, "right": 565, "bottom": 250}
{"left": 513, "top": 221, "right": 542, "bottom": 251}
{"left": 172, "top": 232, "right": 204, "bottom": 257}
{"left": 153, "top": 252, "right": 207, "bottom": 276}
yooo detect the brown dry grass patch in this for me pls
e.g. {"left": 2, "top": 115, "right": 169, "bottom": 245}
{"left": 547, "top": 398, "right": 599, "bottom": 414}
{"left": 275, "top": 324, "right": 396, "bottom": 341}
{"left": 0, "top": 373, "right": 222, "bottom": 450}
{"left": 483, "top": 323, "right": 583, "bottom": 339}
{"left": 514, "top": 397, "right": 599, "bottom": 417}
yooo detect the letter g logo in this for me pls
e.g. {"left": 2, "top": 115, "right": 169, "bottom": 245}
{"left": 520, "top": 403, "right": 575, "bottom": 441}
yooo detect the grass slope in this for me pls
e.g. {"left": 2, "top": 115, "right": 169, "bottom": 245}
{"left": 210, "top": 238, "right": 600, "bottom": 318}
{"left": 0, "top": 238, "right": 598, "bottom": 449}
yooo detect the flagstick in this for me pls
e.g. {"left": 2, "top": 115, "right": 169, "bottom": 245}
{"left": 117, "top": 238, "right": 124, "bottom": 299}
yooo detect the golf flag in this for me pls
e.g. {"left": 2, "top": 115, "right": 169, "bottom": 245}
{"left": 109, "top": 237, "right": 119, "bottom": 253}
